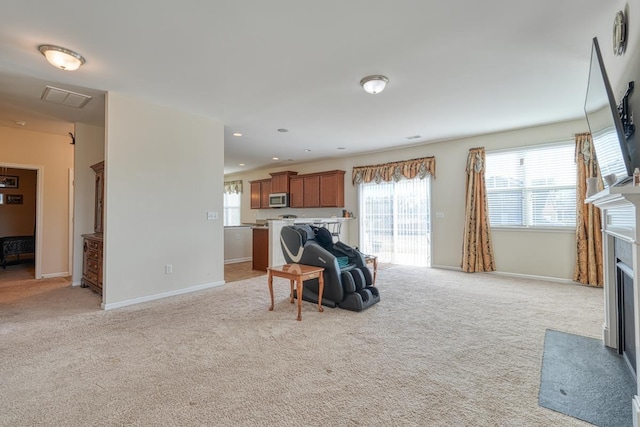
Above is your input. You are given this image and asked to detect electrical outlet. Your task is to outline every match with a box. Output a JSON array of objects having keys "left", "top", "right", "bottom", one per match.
[
  {"left": 165, "top": 264, "right": 173, "bottom": 274},
  {"left": 207, "top": 211, "right": 218, "bottom": 220}
]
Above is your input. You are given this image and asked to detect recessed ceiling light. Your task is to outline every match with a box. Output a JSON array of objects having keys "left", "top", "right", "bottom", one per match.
[
  {"left": 277, "top": 128, "right": 289, "bottom": 133},
  {"left": 233, "top": 132, "right": 242, "bottom": 137},
  {"left": 287, "top": 158, "right": 294, "bottom": 161},
  {"left": 238, "top": 163, "right": 245, "bottom": 166},
  {"left": 272, "top": 157, "right": 280, "bottom": 160},
  {"left": 406, "top": 135, "right": 421, "bottom": 140},
  {"left": 304, "top": 149, "right": 311, "bottom": 152},
  {"left": 337, "top": 147, "right": 346, "bottom": 150}
]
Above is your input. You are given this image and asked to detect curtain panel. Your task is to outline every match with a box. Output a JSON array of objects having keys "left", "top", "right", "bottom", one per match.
[
  {"left": 461, "top": 147, "right": 495, "bottom": 273},
  {"left": 352, "top": 156, "right": 435, "bottom": 185},
  {"left": 574, "top": 132, "right": 603, "bottom": 286},
  {"left": 224, "top": 180, "right": 243, "bottom": 194}
]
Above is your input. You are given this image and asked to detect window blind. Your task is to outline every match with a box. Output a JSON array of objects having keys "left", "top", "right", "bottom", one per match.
[{"left": 485, "top": 143, "right": 576, "bottom": 228}]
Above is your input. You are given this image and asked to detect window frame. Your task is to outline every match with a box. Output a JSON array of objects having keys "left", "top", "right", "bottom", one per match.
[
  {"left": 223, "top": 191, "right": 242, "bottom": 226},
  {"left": 485, "top": 141, "right": 577, "bottom": 231}
]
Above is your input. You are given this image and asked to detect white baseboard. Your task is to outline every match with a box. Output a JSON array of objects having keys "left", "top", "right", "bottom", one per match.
[
  {"left": 41, "top": 272, "right": 70, "bottom": 279},
  {"left": 430, "top": 264, "right": 574, "bottom": 284},
  {"left": 71, "top": 280, "right": 82, "bottom": 287},
  {"left": 224, "top": 257, "right": 251, "bottom": 265},
  {"left": 633, "top": 395, "right": 640, "bottom": 427},
  {"left": 101, "top": 280, "right": 225, "bottom": 310}
]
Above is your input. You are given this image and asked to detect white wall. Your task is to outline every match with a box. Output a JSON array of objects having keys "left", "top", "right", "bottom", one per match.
[
  {"left": 226, "top": 118, "right": 588, "bottom": 280},
  {"left": 0, "top": 126, "right": 73, "bottom": 277},
  {"left": 72, "top": 123, "right": 105, "bottom": 285},
  {"left": 103, "top": 93, "right": 224, "bottom": 307},
  {"left": 224, "top": 226, "right": 252, "bottom": 263}
]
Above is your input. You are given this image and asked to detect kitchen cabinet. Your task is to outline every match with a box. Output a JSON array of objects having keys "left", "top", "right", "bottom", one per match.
[
  {"left": 319, "top": 170, "right": 345, "bottom": 207},
  {"left": 269, "top": 171, "right": 297, "bottom": 194},
  {"left": 252, "top": 227, "right": 269, "bottom": 271},
  {"left": 289, "top": 176, "right": 304, "bottom": 208},
  {"left": 303, "top": 175, "right": 320, "bottom": 207},
  {"left": 250, "top": 179, "right": 271, "bottom": 209},
  {"left": 289, "top": 170, "right": 345, "bottom": 208}
]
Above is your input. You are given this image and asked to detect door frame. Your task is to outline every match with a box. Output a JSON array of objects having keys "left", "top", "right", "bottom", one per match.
[{"left": 0, "top": 162, "right": 44, "bottom": 279}]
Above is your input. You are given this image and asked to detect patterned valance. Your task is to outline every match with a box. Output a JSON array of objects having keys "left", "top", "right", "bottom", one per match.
[
  {"left": 224, "top": 180, "right": 243, "bottom": 194},
  {"left": 352, "top": 156, "right": 436, "bottom": 185}
]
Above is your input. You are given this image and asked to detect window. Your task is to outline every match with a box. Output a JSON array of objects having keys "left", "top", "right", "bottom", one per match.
[
  {"left": 485, "top": 143, "right": 576, "bottom": 228},
  {"left": 223, "top": 192, "right": 241, "bottom": 226},
  {"left": 358, "top": 177, "right": 431, "bottom": 266}
]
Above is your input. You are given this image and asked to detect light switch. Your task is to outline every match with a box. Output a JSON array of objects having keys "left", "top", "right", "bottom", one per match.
[
  {"left": 207, "top": 211, "right": 218, "bottom": 220},
  {"left": 435, "top": 212, "right": 445, "bottom": 219}
]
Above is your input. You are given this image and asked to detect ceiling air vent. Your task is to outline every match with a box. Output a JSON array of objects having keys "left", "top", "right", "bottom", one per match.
[{"left": 41, "top": 85, "right": 92, "bottom": 108}]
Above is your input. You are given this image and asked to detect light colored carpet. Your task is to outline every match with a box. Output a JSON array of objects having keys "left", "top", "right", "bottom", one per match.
[{"left": 0, "top": 266, "right": 603, "bottom": 426}]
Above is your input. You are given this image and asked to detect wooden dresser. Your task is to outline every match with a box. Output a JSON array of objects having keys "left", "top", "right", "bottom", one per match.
[{"left": 81, "top": 161, "right": 104, "bottom": 295}]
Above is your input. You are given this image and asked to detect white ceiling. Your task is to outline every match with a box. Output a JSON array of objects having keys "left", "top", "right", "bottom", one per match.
[{"left": 0, "top": 1, "right": 617, "bottom": 174}]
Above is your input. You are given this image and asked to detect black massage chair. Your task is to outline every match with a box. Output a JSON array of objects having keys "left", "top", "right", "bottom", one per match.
[{"left": 280, "top": 225, "right": 380, "bottom": 311}]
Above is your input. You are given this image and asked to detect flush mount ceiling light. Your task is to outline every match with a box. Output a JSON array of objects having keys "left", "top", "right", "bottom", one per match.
[
  {"left": 38, "top": 45, "right": 86, "bottom": 71},
  {"left": 360, "top": 75, "right": 389, "bottom": 94}
]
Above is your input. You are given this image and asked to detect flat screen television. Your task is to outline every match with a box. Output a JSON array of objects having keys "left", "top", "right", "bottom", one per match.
[{"left": 584, "top": 37, "right": 633, "bottom": 187}]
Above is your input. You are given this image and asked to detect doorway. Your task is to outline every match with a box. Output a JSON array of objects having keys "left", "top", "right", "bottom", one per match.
[
  {"left": 0, "top": 165, "right": 42, "bottom": 279},
  {"left": 358, "top": 177, "right": 431, "bottom": 266}
]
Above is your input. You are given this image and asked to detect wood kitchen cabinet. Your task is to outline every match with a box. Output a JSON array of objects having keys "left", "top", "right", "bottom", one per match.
[
  {"left": 250, "top": 179, "right": 271, "bottom": 209},
  {"left": 289, "top": 170, "right": 345, "bottom": 208},
  {"left": 289, "top": 176, "right": 304, "bottom": 208},
  {"left": 269, "top": 171, "right": 297, "bottom": 193},
  {"left": 252, "top": 227, "right": 269, "bottom": 271},
  {"left": 303, "top": 175, "right": 320, "bottom": 207},
  {"left": 319, "top": 170, "right": 345, "bottom": 207}
]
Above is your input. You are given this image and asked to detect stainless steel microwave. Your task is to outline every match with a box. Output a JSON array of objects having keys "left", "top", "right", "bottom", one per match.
[{"left": 269, "top": 192, "right": 289, "bottom": 208}]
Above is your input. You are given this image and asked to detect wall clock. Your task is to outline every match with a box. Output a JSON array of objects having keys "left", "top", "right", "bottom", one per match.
[{"left": 613, "top": 10, "right": 627, "bottom": 56}]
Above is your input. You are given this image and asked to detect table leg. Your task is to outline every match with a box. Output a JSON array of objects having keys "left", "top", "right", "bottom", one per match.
[
  {"left": 289, "top": 279, "right": 295, "bottom": 303},
  {"left": 296, "top": 280, "right": 303, "bottom": 321},
  {"left": 317, "top": 272, "right": 324, "bottom": 313},
  {"left": 268, "top": 271, "right": 275, "bottom": 311},
  {"left": 373, "top": 258, "right": 378, "bottom": 285}
]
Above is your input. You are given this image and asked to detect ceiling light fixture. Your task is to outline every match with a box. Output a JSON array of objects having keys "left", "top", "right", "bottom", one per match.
[
  {"left": 360, "top": 75, "right": 389, "bottom": 94},
  {"left": 38, "top": 44, "right": 86, "bottom": 71},
  {"left": 232, "top": 132, "right": 242, "bottom": 137}
]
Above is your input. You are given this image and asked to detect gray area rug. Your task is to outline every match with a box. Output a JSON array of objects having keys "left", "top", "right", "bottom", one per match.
[{"left": 539, "top": 329, "right": 636, "bottom": 427}]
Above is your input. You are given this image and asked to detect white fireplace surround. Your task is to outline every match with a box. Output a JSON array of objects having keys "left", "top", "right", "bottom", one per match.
[{"left": 588, "top": 184, "right": 640, "bottom": 426}]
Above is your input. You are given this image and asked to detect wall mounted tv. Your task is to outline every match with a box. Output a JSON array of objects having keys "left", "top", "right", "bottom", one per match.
[{"left": 584, "top": 37, "right": 633, "bottom": 187}]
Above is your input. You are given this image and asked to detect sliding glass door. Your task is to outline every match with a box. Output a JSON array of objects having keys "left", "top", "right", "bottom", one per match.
[{"left": 358, "top": 177, "right": 431, "bottom": 266}]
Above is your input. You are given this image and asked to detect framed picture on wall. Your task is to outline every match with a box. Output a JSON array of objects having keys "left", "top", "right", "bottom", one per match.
[
  {"left": 0, "top": 175, "right": 18, "bottom": 188},
  {"left": 6, "top": 194, "right": 23, "bottom": 204}
]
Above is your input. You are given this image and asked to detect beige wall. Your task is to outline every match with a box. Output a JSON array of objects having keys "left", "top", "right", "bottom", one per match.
[
  {"left": 226, "top": 118, "right": 588, "bottom": 281},
  {"left": 72, "top": 123, "right": 105, "bottom": 285},
  {"left": 0, "top": 167, "right": 36, "bottom": 236},
  {"left": 0, "top": 126, "right": 73, "bottom": 276},
  {"left": 103, "top": 93, "right": 224, "bottom": 307}
]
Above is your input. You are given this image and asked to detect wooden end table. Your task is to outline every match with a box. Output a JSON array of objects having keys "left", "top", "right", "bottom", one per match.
[{"left": 267, "top": 264, "right": 325, "bottom": 321}]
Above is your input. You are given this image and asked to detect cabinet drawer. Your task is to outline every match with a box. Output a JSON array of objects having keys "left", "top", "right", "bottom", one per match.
[
  {"left": 83, "top": 270, "right": 98, "bottom": 285},
  {"left": 86, "top": 259, "right": 100, "bottom": 273},
  {"left": 86, "top": 249, "right": 101, "bottom": 261},
  {"left": 86, "top": 240, "right": 101, "bottom": 251}
]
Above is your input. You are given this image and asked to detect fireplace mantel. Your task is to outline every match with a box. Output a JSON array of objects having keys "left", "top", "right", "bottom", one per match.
[{"left": 589, "top": 183, "right": 640, "bottom": 426}]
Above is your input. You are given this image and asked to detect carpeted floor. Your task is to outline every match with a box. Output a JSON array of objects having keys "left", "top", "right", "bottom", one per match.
[
  {"left": 0, "top": 266, "right": 605, "bottom": 426},
  {"left": 539, "top": 329, "right": 635, "bottom": 427}
]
